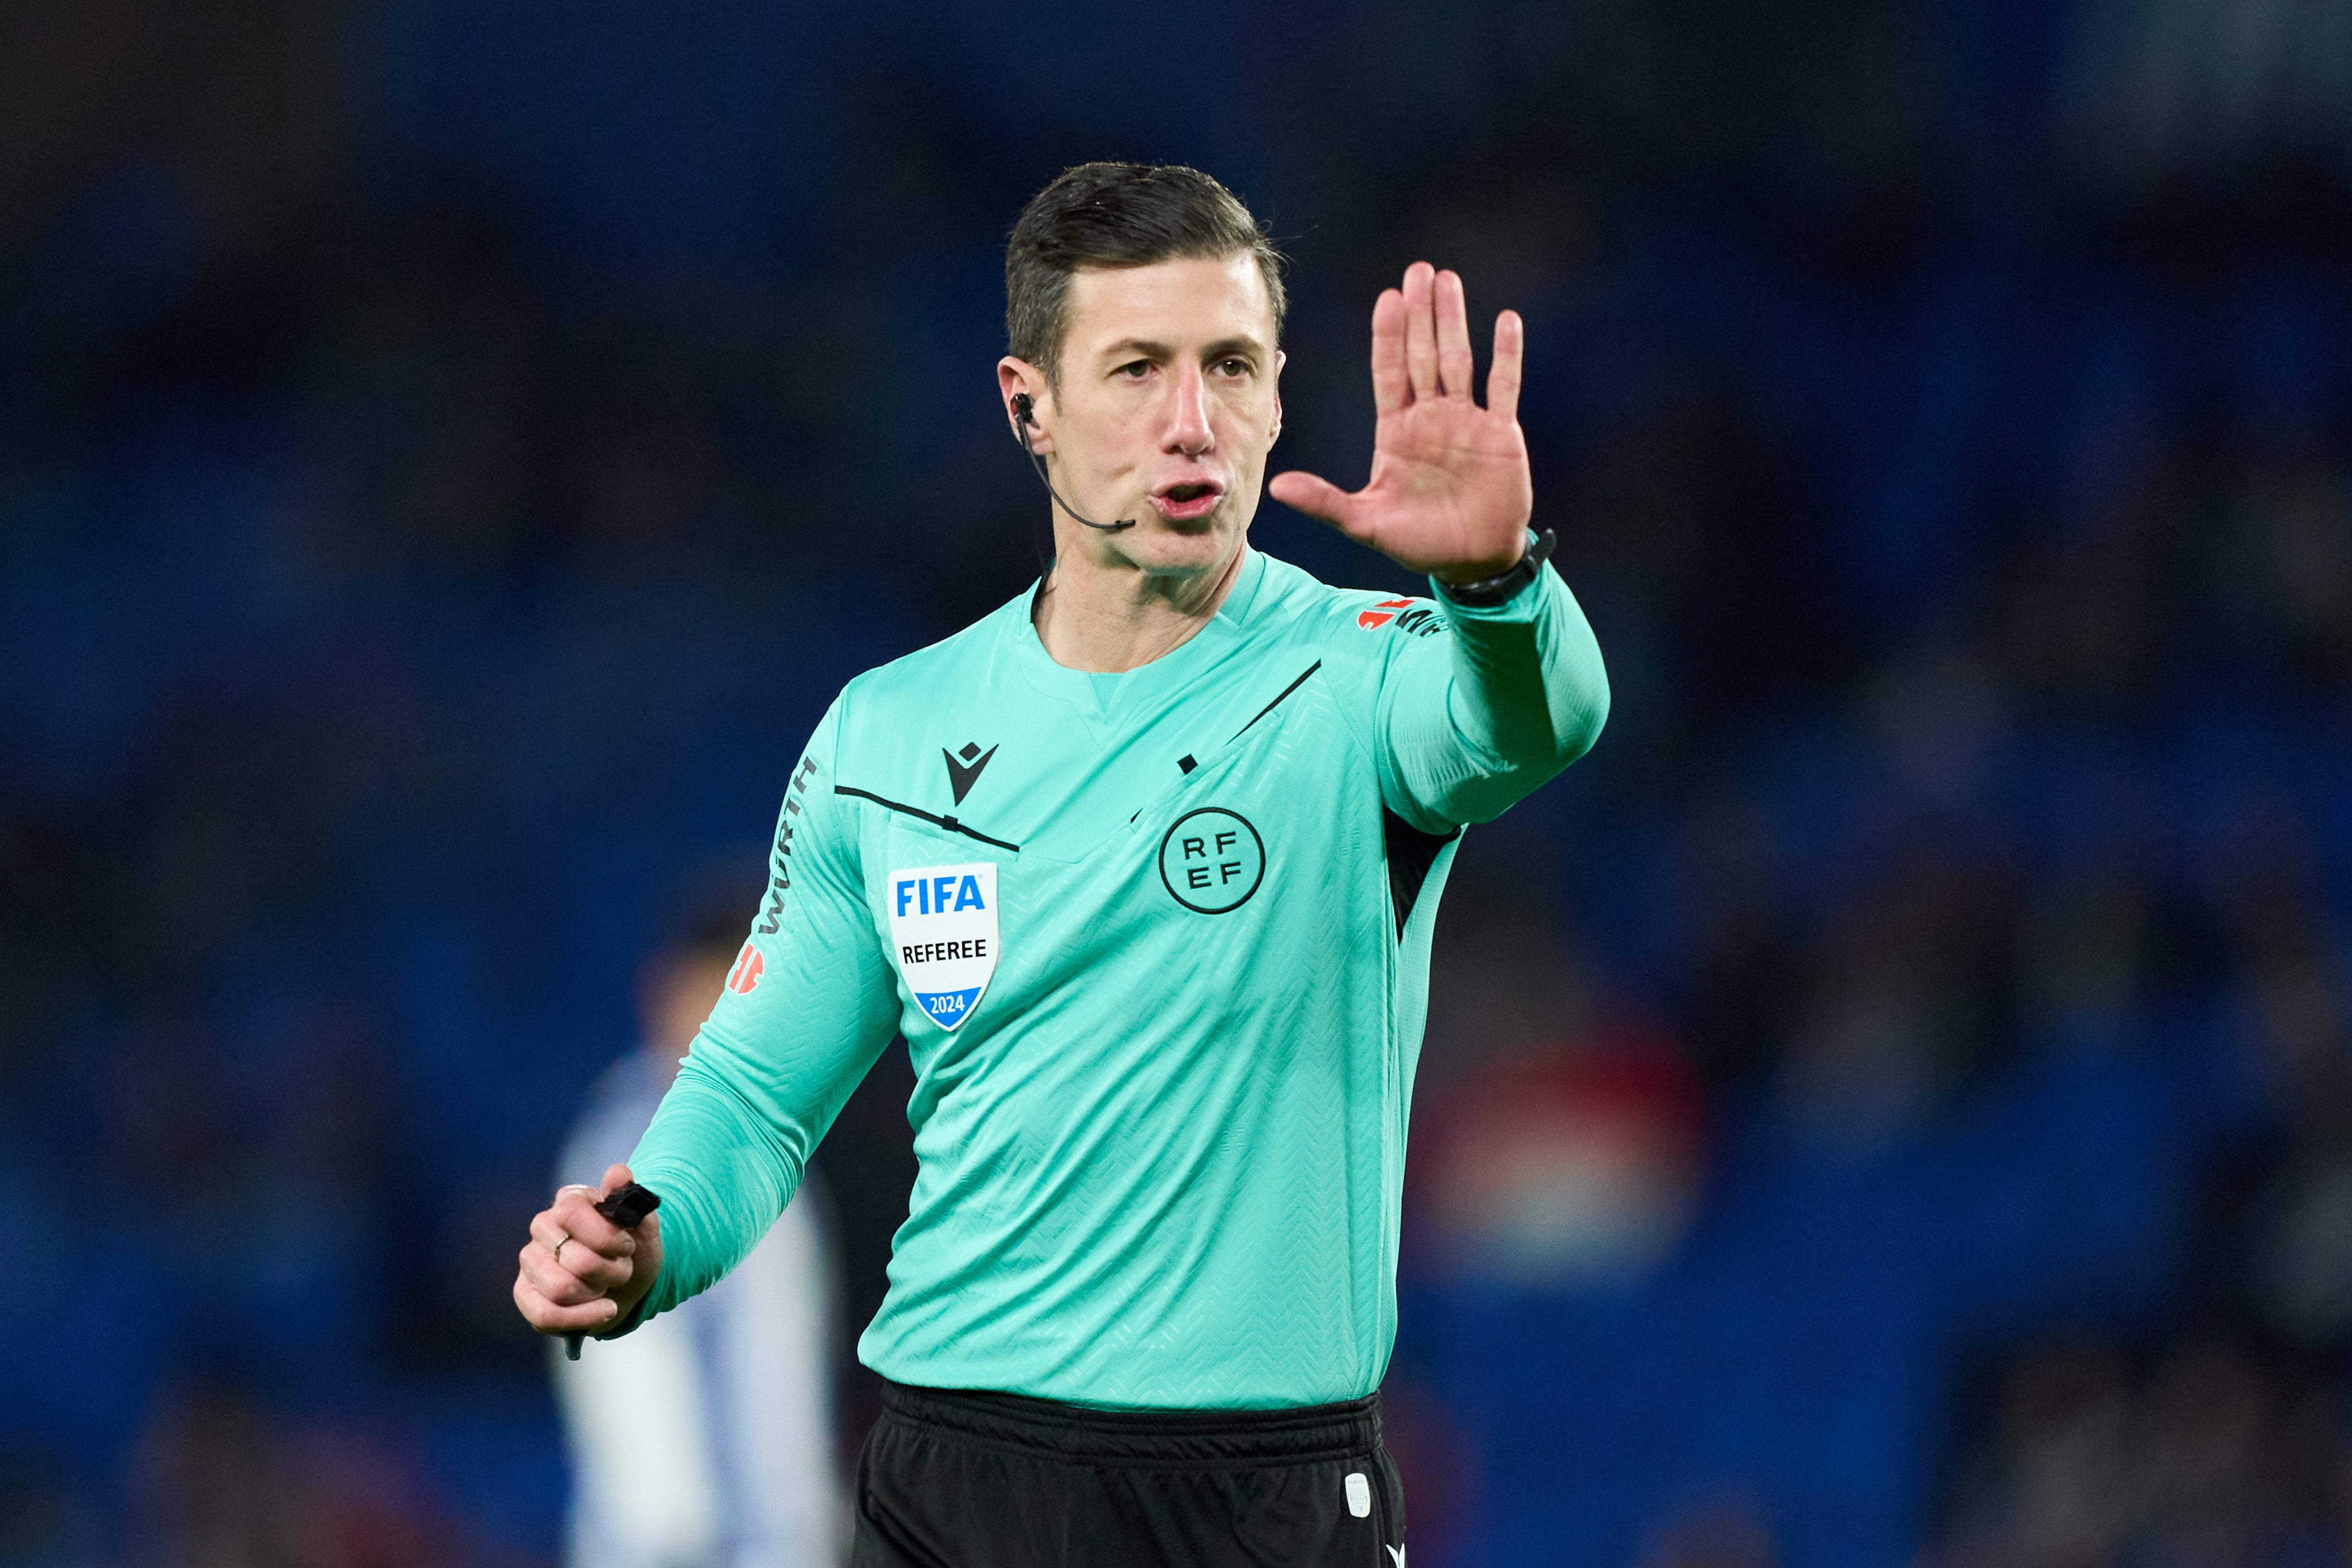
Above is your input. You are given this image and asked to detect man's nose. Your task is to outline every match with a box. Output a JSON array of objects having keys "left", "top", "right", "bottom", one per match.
[{"left": 1163, "top": 365, "right": 1214, "bottom": 456}]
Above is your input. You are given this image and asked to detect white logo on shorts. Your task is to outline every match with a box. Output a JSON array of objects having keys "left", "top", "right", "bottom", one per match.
[{"left": 886, "top": 862, "right": 999, "bottom": 1031}]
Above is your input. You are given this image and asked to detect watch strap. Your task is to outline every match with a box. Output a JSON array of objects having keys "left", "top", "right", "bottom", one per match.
[{"left": 1435, "top": 528, "right": 1556, "bottom": 609}]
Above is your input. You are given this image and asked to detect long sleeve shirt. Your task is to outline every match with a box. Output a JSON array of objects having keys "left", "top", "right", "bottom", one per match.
[{"left": 627, "top": 545, "right": 1608, "bottom": 1408}]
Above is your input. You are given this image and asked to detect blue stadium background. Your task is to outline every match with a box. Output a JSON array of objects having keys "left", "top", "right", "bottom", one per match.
[{"left": 6, "top": 1, "right": 2352, "bottom": 1563}]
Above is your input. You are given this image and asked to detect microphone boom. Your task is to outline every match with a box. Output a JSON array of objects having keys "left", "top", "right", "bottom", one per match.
[{"left": 1010, "top": 394, "right": 1136, "bottom": 532}]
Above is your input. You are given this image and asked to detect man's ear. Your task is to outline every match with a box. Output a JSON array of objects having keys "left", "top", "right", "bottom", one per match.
[
  {"left": 998, "top": 357, "right": 1052, "bottom": 453},
  {"left": 1269, "top": 350, "right": 1285, "bottom": 446}
]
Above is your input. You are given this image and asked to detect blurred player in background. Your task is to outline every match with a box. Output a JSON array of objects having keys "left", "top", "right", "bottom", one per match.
[
  {"left": 551, "top": 899, "right": 842, "bottom": 1568},
  {"left": 517, "top": 161, "right": 1610, "bottom": 1567}
]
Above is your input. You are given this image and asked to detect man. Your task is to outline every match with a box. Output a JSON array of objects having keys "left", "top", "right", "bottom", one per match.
[
  {"left": 515, "top": 161, "right": 1609, "bottom": 1567},
  {"left": 550, "top": 901, "right": 841, "bottom": 1568}
]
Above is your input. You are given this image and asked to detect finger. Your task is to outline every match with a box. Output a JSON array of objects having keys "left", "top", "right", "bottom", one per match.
[
  {"left": 1435, "top": 270, "right": 1474, "bottom": 400},
  {"left": 518, "top": 1238, "right": 623, "bottom": 1306},
  {"left": 1487, "top": 309, "right": 1524, "bottom": 424},
  {"left": 545, "top": 1191, "right": 633, "bottom": 1258},
  {"left": 1267, "top": 471, "right": 1373, "bottom": 541},
  {"left": 514, "top": 1273, "right": 624, "bottom": 1337},
  {"left": 1369, "top": 289, "right": 1408, "bottom": 415},
  {"left": 1401, "top": 263, "right": 1438, "bottom": 404},
  {"left": 539, "top": 1222, "right": 635, "bottom": 1297},
  {"left": 524, "top": 1219, "right": 631, "bottom": 1287},
  {"left": 516, "top": 1241, "right": 594, "bottom": 1306},
  {"left": 527, "top": 1212, "right": 570, "bottom": 1255},
  {"left": 538, "top": 1196, "right": 629, "bottom": 1256}
]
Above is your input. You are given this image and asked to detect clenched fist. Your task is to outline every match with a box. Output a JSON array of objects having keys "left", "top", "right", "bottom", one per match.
[{"left": 513, "top": 1163, "right": 663, "bottom": 1341}]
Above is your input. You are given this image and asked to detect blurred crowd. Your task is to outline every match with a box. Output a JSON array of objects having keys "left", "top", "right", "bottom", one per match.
[{"left": 4, "top": 0, "right": 2351, "bottom": 1564}]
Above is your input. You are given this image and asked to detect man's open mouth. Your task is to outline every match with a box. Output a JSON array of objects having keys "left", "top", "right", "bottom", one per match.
[{"left": 1152, "top": 482, "right": 1224, "bottom": 521}]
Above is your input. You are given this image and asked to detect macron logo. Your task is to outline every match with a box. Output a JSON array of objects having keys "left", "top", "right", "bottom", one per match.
[{"left": 943, "top": 742, "right": 998, "bottom": 805}]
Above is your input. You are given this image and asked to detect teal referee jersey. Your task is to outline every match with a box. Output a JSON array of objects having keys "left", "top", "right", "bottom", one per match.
[{"left": 627, "top": 545, "right": 1607, "bottom": 1409}]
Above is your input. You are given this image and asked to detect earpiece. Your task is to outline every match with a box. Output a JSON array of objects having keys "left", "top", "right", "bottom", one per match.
[{"left": 1004, "top": 389, "right": 1135, "bottom": 532}]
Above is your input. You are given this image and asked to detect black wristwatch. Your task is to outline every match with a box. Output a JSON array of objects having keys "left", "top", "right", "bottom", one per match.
[{"left": 1434, "top": 528, "right": 1556, "bottom": 609}]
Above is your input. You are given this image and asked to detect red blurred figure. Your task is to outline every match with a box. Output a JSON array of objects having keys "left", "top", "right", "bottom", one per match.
[{"left": 1422, "top": 1025, "right": 1707, "bottom": 1287}]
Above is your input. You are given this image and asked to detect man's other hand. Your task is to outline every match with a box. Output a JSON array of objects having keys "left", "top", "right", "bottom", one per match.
[
  {"left": 1267, "top": 261, "right": 1534, "bottom": 584},
  {"left": 514, "top": 1162, "right": 663, "bottom": 1339}
]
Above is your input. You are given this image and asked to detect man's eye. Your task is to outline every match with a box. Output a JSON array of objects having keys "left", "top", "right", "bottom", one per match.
[
  {"left": 1214, "top": 358, "right": 1252, "bottom": 377},
  {"left": 1116, "top": 361, "right": 1153, "bottom": 380}
]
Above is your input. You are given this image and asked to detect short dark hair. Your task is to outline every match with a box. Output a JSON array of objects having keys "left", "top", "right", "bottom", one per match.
[{"left": 1005, "top": 162, "right": 1286, "bottom": 387}]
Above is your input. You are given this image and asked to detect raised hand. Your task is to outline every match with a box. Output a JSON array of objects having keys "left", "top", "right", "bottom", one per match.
[{"left": 1268, "top": 262, "right": 1532, "bottom": 582}]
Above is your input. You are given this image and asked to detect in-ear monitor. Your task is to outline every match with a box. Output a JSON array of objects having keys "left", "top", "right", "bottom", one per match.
[{"left": 1007, "top": 392, "right": 1136, "bottom": 533}]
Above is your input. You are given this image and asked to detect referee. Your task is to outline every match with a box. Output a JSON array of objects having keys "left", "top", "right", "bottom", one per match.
[{"left": 516, "top": 162, "right": 1609, "bottom": 1567}]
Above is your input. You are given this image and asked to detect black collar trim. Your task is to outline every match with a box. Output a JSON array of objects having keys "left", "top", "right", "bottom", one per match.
[
  {"left": 834, "top": 787, "right": 1022, "bottom": 852},
  {"left": 1232, "top": 660, "right": 1322, "bottom": 741}
]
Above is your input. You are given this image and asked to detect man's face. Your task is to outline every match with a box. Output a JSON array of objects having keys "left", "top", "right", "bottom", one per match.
[{"left": 1017, "top": 253, "right": 1282, "bottom": 579}]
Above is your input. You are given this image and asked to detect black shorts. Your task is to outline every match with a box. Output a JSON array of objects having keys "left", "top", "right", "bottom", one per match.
[{"left": 851, "top": 1379, "right": 1408, "bottom": 1568}]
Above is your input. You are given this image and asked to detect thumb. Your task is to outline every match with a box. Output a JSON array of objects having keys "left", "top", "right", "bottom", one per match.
[
  {"left": 1268, "top": 471, "right": 1372, "bottom": 540},
  {"left": 598, "top": 1163, "right": 660, "bottom": 1245}
]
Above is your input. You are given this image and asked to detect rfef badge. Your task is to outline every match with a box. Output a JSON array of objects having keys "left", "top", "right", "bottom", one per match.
[{"left": 886, "top": 862, "right": 999, "bottom": 1031}]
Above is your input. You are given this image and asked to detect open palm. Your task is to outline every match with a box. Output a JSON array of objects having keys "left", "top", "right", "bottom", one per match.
[{"left": 1269, "top": 262, "right": 1533, "bottom": 581}]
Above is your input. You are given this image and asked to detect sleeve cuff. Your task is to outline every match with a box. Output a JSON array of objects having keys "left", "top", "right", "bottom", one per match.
[
  {"left": 1432, "top": 528, "right": 1555, "bottom": 611},
  {"left": 1431, "top": 530, "right": 1559, "bottom": 621}
]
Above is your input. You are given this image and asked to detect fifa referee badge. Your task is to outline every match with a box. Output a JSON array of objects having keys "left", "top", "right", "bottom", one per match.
[{"left": 888, "top": 862, "right": 1000, "bottom": 1029}]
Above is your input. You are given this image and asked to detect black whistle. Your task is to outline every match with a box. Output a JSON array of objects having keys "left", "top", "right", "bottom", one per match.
[
  {"left": 596, "top": 1182, "right": 661, "bottom": 1229},
  {"left": 562, "top": 1182, "right": 662, "bottom": 1361}
]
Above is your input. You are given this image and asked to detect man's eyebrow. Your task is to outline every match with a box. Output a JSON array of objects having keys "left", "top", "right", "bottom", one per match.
[{"left": 1092, "top": 336, "right": 1268, "bottom": 364}]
